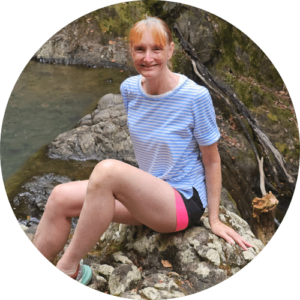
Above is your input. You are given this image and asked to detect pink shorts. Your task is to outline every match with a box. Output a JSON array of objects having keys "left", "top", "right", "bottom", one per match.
[
  {"left": 173, "top": 187, "right": 205, "bottom": 232},
  {"left": 174, "top": 188, "right": 189, "bottom": 231}
]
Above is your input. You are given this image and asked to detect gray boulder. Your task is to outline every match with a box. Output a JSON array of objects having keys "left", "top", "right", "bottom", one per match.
[
  {"left": 23, "top": 202, "right": 264, "bottom": 298},
  {"left": 47, "top": 94, "right": 137, "bottom": 167}
]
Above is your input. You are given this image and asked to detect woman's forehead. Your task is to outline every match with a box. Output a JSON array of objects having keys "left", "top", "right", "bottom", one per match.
[
  {"left": 134, "top": 32, "right": 163, "bottom": 46},
  {"left": 130, "top": 27, "right": 167, "bottom": 47}
]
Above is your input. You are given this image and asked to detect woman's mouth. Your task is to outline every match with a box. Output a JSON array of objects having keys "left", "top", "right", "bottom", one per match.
[{"left": 141, "top": 64, "right": 157, "bottom": 69}]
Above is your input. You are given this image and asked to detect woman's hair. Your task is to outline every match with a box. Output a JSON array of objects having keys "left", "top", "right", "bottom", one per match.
[{"left": 129, "top": 16, "right": 173, "bottom": 69}]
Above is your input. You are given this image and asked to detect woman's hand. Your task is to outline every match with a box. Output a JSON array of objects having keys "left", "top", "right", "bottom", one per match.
[
  {"left": 200, "top": 143, "right": 253, "bottom": 251},
  {"left": 210, "top": 219, "right": 253, "bottom": 251}
]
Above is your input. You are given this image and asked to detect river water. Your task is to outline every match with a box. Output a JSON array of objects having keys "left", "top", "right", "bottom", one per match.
[{"left": 1, "top": 61, "right": 130, "bottom": 181}]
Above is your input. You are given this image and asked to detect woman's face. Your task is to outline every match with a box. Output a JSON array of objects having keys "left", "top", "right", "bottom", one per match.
[{"left": 131, "top": 31, "right": 174, "bottom": 79}]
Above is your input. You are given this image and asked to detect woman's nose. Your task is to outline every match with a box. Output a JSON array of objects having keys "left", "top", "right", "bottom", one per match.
[{"left": 143, "top": 50, "right": 153, "bottom": 62}]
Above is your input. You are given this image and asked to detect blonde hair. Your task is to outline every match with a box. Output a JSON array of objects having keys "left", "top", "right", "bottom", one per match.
[{"left": 129, "top": 17, "right": 173, "bottom": 70}]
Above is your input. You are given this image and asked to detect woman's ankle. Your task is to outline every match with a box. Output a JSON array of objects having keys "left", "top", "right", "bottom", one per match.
[{"left": 56, "top": 259, "right": 79, "bottom": 277}]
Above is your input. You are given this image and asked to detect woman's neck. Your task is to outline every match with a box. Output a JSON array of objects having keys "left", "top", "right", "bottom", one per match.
[{"left": 142, "top": 69, "right": 180, "bottom": 95}]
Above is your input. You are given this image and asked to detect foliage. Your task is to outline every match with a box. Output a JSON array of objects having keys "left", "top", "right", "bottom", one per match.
[
  {"left": 91, "top": 1, "right": 187, "bottom": 40},
  {"left": 92, "top": 2, "right": 149, "bottom": 38},
  {"left": 208, "top": 13, "right": 283, "bottom": 89},
  {"left": 170, "top": 35, "right": 191, "bottom": 74}
]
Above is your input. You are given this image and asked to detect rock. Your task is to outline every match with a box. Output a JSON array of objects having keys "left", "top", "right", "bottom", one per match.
[
  {"left": 108, "top": 264, "right": 142, "bottom": 295},
  {"left": 33, "top": 10, "right": 132, "bottom": 70},
  {"left": 20, "top": 224, "right": 28, "bottom": 231},
  {"left": 78, "top": 205, "right": 263, "bottom": 297},
  {"left": 139, "top": 287, "right": 185, "bottom": 300},
  {"left": 23, "top": 225, "right": 38, "bottom": 242},
  {"left": 113, "top": 251, "right": 133, "bottom": 264},
  {"left": 120, "top": 291, "right": 143, "bottom": 299},
  {"left": 23, "top": 200, "right": 264, "bottom": 298},
  {"left": 141, "top": 273, "right": 181, "bottom": 293},
  {"left": 12, "top": 173, "right": 71, "bottom": 224},
  {"left": 47, "top": 94, "right": 137, "bottom": 167},
  {"left": 91, "top": 264, "right": 114, "bottom": 280}
]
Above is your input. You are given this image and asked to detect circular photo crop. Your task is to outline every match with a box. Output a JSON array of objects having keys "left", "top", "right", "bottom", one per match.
[{"left": 1, "top": 1, "right": 299, "bottom": 299}]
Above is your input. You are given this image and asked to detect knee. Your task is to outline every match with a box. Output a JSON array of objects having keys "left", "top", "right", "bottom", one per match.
[
  {"left": 44, "top": 184, "right": 70, "bottom": 213},
  {"left": 89, "top": 159, "right": 120, "bottom": 188}
]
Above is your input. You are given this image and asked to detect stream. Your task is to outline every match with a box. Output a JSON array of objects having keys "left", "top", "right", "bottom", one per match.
[
  {"left": 1, "top": 61, "right": 130, "bottom": 181},
  {"left": 1, "top": 61, "right": 131, "bottom": 223}
]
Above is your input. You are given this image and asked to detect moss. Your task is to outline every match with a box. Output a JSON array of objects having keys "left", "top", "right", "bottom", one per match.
[
  {"left": 241, "top": 118, "right": 255, "bottom": 141},
  {"left": 170, "top": 35, "right": 192, "bottom": 74},
  {"left": 208, "top": 17, "right": 244, "bottom": 77},
  {"left": 226, "top": 190, "right": 241, "bottom": 216},
  {"left": 106, "top": 242, "right": 125, "bottom": 256},
  {"left": 267, "top": 113, "right": 278, "bottom": 122},
  {"left": 92, "top": 2, "right": 149, "bottom": 38},
  {"left": 219, "top": 263, "right": 232, "bottom": 276},
  {"left": 247, "top": 148, "right": 257, "bottom": 161},
  {"left": 87, "top": 241, "right": 125, "bottom": 258},
  {"left": 233, "top": 80, "right": 253, "bottom": 108},
  {"left": 206, "top": 11, "right": 283, "bottom": 90},
  {"left": 224, "top": 73, "right": 235, "bottom": 86},
  {"left": 90, "top": 1, "right": 186, "bottom": 40},
  {"left": 275, "top": 142, "right": 289, "bottom": 156}
]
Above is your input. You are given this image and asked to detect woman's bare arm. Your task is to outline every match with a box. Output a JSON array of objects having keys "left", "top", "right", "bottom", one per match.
[{"left": 200, "top": 142, "right": 253, "bottom": 250}]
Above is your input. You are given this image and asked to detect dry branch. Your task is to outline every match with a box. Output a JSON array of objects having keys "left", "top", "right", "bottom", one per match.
[{"left": 173, "top": 23, "right": 295, "bottom": 192}]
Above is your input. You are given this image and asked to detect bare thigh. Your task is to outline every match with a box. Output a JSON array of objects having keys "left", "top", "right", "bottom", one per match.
[
  {"left": 88, "top": 159, "right": 177, "bottom": 232},
  {"left": 55, "top": 180, "right": 142, "bottom": 226}
]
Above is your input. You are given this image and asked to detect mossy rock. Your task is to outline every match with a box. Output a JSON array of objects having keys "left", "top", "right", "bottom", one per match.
[
  {"left": 275, "top": 142, "right": 289, "bottom": 156},
  {"left": 267, "top": 113, "right": 278, "bottom": 122},
  {"left": 220, "top": 188, "right": 240, "bottom": 216}
]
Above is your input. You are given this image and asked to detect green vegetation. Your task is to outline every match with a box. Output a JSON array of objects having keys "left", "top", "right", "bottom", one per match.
[
  {"left": 208, "top": 13, "right": 283, "bottom": 89},
  {"left": 267, "top": 113, "right": 278, "bottom": 122},
  {"left": 90, "top": 1, "right": 186, "bottom": 39},
  {"left": 92, "top": 2, "right": 148, "bottom": 38},
  {"left": 88, "top": 241, "right": 125, "bottom": 258},
  {"left": 170, "top": 35, "right": 191, "bottom": 74},
  {"left": 225, "top": 190, "right": 241, "bottom": 217}
]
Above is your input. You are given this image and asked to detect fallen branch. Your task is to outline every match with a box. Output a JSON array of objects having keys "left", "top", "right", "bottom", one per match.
[
  {"left": 191, "top": 59, "right": 261, "bottom": 168},
  {"left": 173, "top": 23, "right": 295, "bottom": 192}
]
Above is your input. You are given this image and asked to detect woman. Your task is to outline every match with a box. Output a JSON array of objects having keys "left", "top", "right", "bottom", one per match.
[{"left": 33, "top": 17, "right": 253, "bottom": 285}]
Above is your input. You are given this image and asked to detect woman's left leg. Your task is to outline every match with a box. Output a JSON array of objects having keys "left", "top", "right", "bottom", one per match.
[{"left": 56, "top": 159, "right": 177, "bottom": 276}]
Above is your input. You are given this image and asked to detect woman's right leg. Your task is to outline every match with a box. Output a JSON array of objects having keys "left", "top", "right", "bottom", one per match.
[{"left": 33, "top": 180, "right": 142, "bottom": 262}]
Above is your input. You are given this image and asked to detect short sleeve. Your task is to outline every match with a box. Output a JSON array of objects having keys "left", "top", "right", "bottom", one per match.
[
  {"left": 193, "top": 87, "right": 220, "bottom": 146},
  {"left": 120, "top": 81, "right": 129, "bottom": 115}
]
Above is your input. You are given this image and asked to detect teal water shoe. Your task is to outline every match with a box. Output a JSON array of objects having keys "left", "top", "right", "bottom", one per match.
[{"left": 75, "top": 259, "right": 92, "bottom": 285}]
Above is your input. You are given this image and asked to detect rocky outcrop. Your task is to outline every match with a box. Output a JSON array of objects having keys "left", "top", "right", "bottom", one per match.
[
  {"left": 12, "top": 173, "right": 72, "bottom": 226},
  {"left": 47, "top": 93, "right": 137, "bottom": 167},
  {"left": 23, "top": 201, "right": 264, "bottom": 298},
  {"left": 33, "top": 10, "right": 132, "bottom": 70}
]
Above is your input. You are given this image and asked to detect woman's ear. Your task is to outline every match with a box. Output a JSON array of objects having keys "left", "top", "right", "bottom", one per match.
[{"left": 167, "top": 42, "right": 175, "bottom": 60}]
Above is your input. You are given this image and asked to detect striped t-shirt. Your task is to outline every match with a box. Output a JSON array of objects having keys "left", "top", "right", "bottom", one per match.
[{"left": 120, "top": 74, "right": 220, "bottom": 208}]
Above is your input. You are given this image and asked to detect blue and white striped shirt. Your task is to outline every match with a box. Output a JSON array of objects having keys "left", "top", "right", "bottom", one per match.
[{"left": 120, "top": 74, "right": 220, "bottom": 208}]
